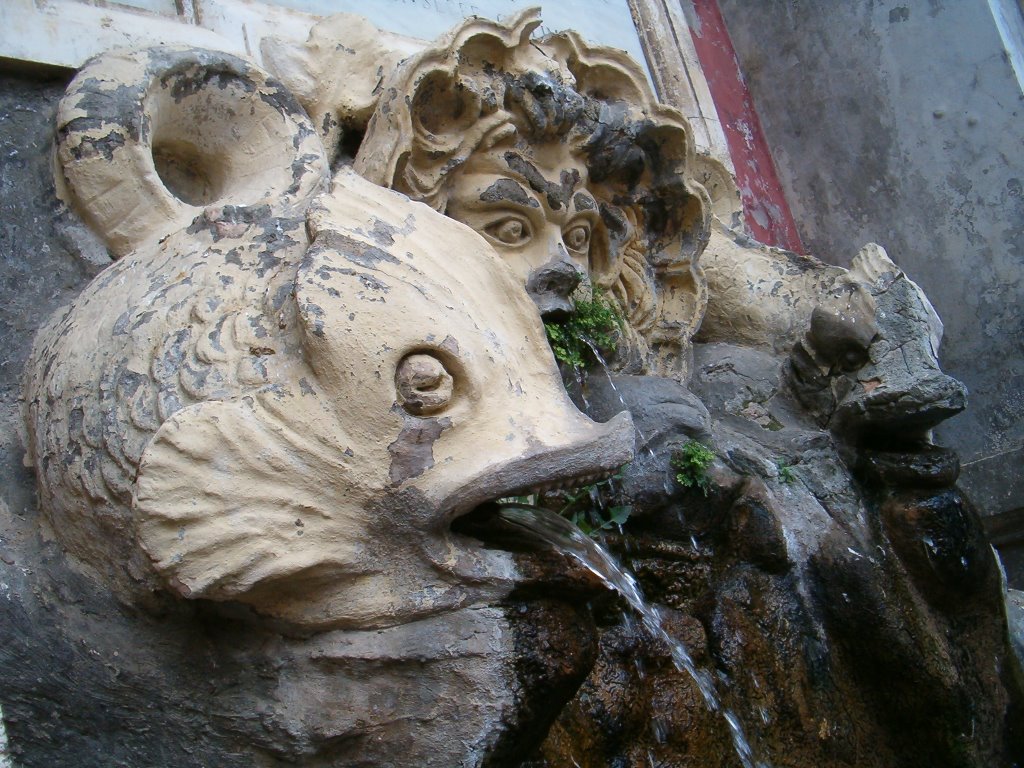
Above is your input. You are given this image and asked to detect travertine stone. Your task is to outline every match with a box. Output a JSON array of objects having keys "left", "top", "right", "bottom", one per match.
[
  {"left": 24, "top": 167, "right": 633, "bottom": 627},
  {"left": 12, "top": 10, "right": 1007, "bottom": 768},
  {"left": 261, "top": 14, "right": 426, "bottom": 165},
  {"left": 28, "top": 40, "right": 636, "bottom": 629},
  {"left": 788, "top": 243, "right": 967, "bottom": 436},
  {"left": 697, "top": 218, "right": 848, "bottom": 352}
]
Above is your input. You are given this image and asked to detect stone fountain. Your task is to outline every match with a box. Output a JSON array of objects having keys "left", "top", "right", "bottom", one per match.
[{"left": 1, "top": 8, "right": 1021, "bottom": 767}]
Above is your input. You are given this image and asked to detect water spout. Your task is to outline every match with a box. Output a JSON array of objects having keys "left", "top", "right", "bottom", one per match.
[{"left": 498, "top": 504, "right": 768, "bottom": 768}]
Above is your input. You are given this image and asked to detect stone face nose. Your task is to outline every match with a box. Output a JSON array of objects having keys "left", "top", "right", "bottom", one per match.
[{"left": 525, "top": 256, "right": 585, "bottom": 317}]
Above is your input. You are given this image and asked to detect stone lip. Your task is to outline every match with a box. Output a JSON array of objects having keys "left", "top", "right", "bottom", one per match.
[
  {"left": 833, "top": 372, "right": 967, "bottom": 437},
  {"left": 452, "top": 503, "right": 612, "bottom": 596},
  {"left": 445, "top": 406, "right": 636, "bottom": 599},
  {"left": 439, "top": 410, "right": 636, "bottom": 523},
  {"left": 856, "top": 445, "right": 960, "bottom": 489}
]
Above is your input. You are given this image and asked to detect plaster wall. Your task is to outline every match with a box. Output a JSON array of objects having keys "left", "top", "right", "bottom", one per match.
[
  {"left": 266, "top": 0, "right": 647, "bottom": 64},
  {"left": 716, "top": 0, "right": 1024, "bottom": 531},
  {"left": 0, "top": 0, "right": 648, "bottom": 84}
]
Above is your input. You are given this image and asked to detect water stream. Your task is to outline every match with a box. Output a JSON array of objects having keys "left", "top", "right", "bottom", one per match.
[
  {"left": 499, "top": 504, "right": 766, "bottom": 768},
  {"left": 580, "top": 338, "right": 657, "bottom": 465}
]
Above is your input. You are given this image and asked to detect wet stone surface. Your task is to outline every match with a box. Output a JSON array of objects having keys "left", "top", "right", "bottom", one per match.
[{"left": 525, "top": 341, "right": 1024, "bottom": 767}]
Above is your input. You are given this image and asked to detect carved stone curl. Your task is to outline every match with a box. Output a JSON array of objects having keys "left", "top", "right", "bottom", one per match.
[{"left": 312, "top": 8, "right": 715, "bottom": 378}]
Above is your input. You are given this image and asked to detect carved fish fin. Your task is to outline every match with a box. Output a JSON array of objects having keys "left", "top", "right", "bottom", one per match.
[{"left": 132, "top": 391, "right": 365, "bottom": 603}]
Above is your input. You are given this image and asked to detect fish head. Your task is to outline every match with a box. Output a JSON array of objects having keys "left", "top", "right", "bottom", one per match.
[
  {"left": 133, "top": 171, "right": 634, "bottom": 629},
  {"left": 788, "top": 244, "right": 966, "bottom": 444}
]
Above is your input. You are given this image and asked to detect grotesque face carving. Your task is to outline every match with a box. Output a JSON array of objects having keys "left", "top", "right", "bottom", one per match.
[
  {"left": 446, "top": 144, "right": 599, "bottom": 316},
  {"left": 353, "top": 9, "right": 713, "bottom": 377}
]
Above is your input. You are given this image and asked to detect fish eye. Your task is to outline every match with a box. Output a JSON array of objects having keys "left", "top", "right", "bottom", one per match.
[
  {"left": 485, "top": 217, "right": 531, "bottom": 246},
  {"left": 564, "top": 224, "right": 590, "bottom": 253},
  {"left": 396, "top": 353, "right": 455, "bottom": 416}
]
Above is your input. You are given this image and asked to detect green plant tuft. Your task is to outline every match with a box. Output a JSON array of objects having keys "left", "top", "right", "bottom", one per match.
[
  {"left": 671, "top": 440, "right": 716, "bottom": 496},
  {"left": 497, "top": 469, "right": 632, "bottom": 537},
  {"left": 543, "top": 287, "right": 623, "bottom": 371},
  {"left": 558, "top": 467, "right": 631, "bottom": 535},
  {"left": 777, "top": 461, "right": 797, "bottom": 484}
]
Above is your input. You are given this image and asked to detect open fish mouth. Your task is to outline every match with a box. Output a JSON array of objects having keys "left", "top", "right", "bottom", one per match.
[
  {"left": 451, "top": 465, "right": 619, "bottom": 542},
  {"left": 441, "top": 409, "right": 633, "bottom": 522},
  {"left": 445, "top": 408, "right": 633, "bottom": 540},
  {"left": 834, "top": 373, "right": 967, "bottom": 441},
  {"left": 384, "top": 407, "right": 637, "bottom": 603},
  {"left": 448, "top": 470, "right": 627, "bottom": 599}
]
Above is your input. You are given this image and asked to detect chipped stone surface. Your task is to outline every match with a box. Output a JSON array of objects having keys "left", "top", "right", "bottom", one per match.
[
  {"left": 56, "top": 46, "right": 329, "bottom": 258},
  {"left": 533, "top": 338, "right": 1023, "bottom": 767},
  {"left": 347, "top": 8, "right": 713, "bottom": 379},
  {"left": 788, "top": 243, "right": 967, "bottom": 437},
  {"left": 697, "top": 217, "right": 847, "bottom": 352},
  {"left": 26, "top": 162, "right": 633, "bottom": 629},
  {"left": 3, "top": 8, "right": 1021, "bottom": 767},
  {"left": 9, "top": 33, "right": 636, "bottom": 765}
]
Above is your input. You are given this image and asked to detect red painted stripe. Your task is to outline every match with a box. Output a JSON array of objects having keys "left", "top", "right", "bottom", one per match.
[{"left": 688, "top": 0, "right": 804, "bottom": 252}]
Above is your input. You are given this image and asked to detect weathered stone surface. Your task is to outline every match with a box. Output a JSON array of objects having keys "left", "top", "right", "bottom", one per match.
[
  {"left": 788, "top": 244, "right": 967, "bottom": 439},
  {"left": 1009, "top": 589, "right": 1024, "bottom": 672},
  {"left": 345, "top": 8, "right": 713, "bottom": 379},
  {"left": 714, "top": 0, "right": 1024, "bottom": 532},
  {"left": 697, "top": 219, "right": 847, "bottom": 353},
  {"left": 531, "top": 340, "right": 1023, "bottom": 767},
  {"left": 857, "top": 445, "right": 960, "bottom": 488},
  {"left": 2, "top": 9, "right": 1022, "bottom": 767},
  {"left": 7, "top": 35, "right": 637, "bottom": 765},
  {"left": 55, "top": 46, "right": 329, "bottom": 258},
  {"left": 580, "top": 372, "right": 711, "bottom": 519},
  {"left": 261, "top": 13, "right": 425, "bottom": 165}
]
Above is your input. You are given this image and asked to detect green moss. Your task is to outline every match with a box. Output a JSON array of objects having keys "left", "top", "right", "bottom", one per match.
[
  {"left": 671, "top": 440, "right": 716, "bottom": 496},
  {"left": 543, "top": 287, "right": 622, "bottom": 371}
]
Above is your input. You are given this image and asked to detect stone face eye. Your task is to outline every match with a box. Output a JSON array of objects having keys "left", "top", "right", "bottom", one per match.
[
  {"left": 487, "top": 217, "right": 530, "bottom": 245},
  {"left": 396, "top": 353, "right": 455, "bottom": 415},
  {"left": 564, "top": 224, "right": 590, "bottom": 252}
]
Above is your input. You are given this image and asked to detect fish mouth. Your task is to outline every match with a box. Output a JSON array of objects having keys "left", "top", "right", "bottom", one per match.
[
  {"left": 450, "top": 468, "right": 619, "bottom": 546},
  {"left": 834, "top": 373, "right": 967, "bottom": 440},
  {"left": 446, "top": 410, "right": 634, "bottom": 588},
  {"left": 450, "top": 498, "right": 613, "bottom": 595},
  {"left": 443, "top": 410, "right": 634, "bottom": 524}
]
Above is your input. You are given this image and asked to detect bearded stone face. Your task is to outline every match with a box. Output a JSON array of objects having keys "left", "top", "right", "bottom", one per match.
[{"left": 445, "top": 144, "right": 600, "bottom": 318}]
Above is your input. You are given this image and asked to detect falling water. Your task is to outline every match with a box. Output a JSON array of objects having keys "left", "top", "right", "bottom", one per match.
[
  {"left": 499, "top": 504, "right": 767, "bottom": 768},
  {"left": 580, "top": 338, "right": 657, "bottom": 465}
]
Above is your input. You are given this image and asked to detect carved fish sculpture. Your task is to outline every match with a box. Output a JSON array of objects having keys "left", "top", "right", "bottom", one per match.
[
  {"left": 22, "top": 169, "right": 634, "bottom": 629},
  {"left": 788, "top": 243, "right": 967, "bottom": 440}
]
